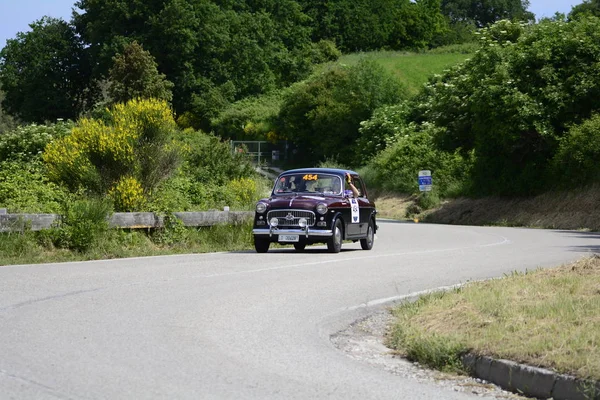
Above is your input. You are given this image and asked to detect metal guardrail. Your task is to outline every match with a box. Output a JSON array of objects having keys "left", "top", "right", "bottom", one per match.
[{"left": 0, "top": 210, "right": 254, "bottom": 233}]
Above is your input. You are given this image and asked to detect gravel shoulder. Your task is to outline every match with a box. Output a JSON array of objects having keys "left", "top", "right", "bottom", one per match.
[{"left": 330, "top": 308, "right": 527, "bottom": 399}]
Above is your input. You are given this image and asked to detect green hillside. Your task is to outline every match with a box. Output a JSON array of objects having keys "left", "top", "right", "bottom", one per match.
[{"left": 339, "top": 50, "right": 473, "bottom": 96}]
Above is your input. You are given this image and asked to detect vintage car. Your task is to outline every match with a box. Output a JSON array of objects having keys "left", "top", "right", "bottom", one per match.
[{"left": 252, "top": 168, "right": 377, "bottom": 253}]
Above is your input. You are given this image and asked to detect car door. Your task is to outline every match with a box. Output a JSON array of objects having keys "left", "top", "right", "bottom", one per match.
[
  {"left": 352, "top": 176, "right": 372, "bottom": 236},
  {"left": 344, "top": 177, "right": 361, "bottom": 237}
]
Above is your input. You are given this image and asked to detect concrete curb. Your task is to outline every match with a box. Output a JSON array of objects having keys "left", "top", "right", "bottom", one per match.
[{"left": 461, "top": 354, "right": 600, "bottom": 400}]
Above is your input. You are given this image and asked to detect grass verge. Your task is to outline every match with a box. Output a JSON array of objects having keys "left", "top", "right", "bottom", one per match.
[
  {"left": 0, "top": 219, "right": 254, "bottom": 266},
  {"left": 387, "top": 256, "right": 600, "bottom": 381}
]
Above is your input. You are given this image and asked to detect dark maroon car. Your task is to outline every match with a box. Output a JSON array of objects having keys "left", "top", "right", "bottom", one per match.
[{"left": 252, "top": 168, "right": 377, "bottom": 253}]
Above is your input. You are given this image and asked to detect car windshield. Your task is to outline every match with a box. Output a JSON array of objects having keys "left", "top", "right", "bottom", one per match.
[{"left": 273, "top": 173, "right": 343, "bottom": 195}]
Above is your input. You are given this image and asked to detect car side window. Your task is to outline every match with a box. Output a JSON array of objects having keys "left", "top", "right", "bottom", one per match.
[
  {"left": 344, "top": 176, "right": 362, "bottom": 198},
  {"left": 353, "top": 177, "right": 365, "bottom": 198}
]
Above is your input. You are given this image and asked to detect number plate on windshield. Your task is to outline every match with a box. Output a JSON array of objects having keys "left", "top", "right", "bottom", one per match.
[{"left": 279, "top": 235, "right": 299, "bottom": 242}]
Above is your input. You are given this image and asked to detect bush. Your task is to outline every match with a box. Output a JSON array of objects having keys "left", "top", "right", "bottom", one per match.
[
  {"left": 0, "top": 160, "right": 69, "bottom": 213},
  {"left": 410, "top": 17, "right": 600, "bottom": 195},
  {"left": 368, "top": 122, "right": 472, "bottom": 196},
  {"left": 210, "top": 91, "right": 284, "bottom": 140},
  {"left": 551, "top": 114, "right": 600, "bottom": 187},
  {"left": 0, "top": 122, "right": 71, "bottom": 162},
  {"left": 177, "top": 129, "right": 255, "bottom": 186},
  {"left": 108, "top": 176, "right": 146, "bottom": 212},
  {"left": 52, "top": 198, "right": 113, "bottom": 252},
  {"left": 277, "top": 59, "right": 407, "bottom": 166},
  {"left": 357, "top": 103, "right": 411, "bottom": 162},
  {"left": 43, "top": 98, "right": 180, "bottom": 206}
]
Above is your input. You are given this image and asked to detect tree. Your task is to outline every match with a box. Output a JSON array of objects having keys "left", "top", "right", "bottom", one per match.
[
  {"left": 277, "top": 59, "right": 406, "bottom": 166},
  {"left": 73, "top": 0, "right": 315, "bottom": 129},
  {"left": 440, "top": 0, "right": 534, "bottom": 27},
  {"left": 0, "top": 87, "right": 18, "bottom": 134},
  {"left": 0, "top": 17, "right": 94, "bottom": 123},
  {"left": 107, "top": 41, "right": 174, "bottom": 105},
  {"left": 407, "top": 17, "right": 600, "bottom": 195},
  {"left": 570, "top": 0, "right": 600, "bottom": 19},
  {"left": 298, "top": 0, "right": 445, "bottom": 51}
]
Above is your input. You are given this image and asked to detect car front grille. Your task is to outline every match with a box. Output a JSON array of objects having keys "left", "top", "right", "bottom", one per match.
[{"left": 267, "top": 210, "right": 316, "bottom": 227}]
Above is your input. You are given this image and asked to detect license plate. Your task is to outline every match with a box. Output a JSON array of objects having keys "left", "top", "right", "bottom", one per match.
[{"left": 279, "top": 235, "right": 299, "bottom": 243}]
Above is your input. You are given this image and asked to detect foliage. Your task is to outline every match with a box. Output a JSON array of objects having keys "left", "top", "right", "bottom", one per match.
[
  {"left": 0, "top": 87, "right": 18, "bottom": 134},
  {"left": 368, "top": 122, "right": 472, "bottom": 196},
  {"left": 357, "top": 103, "right": 412, "bottom": 162},
  {"left": 430, "top": 18, "right": 476, "bottom": 47},
  {"left": 0, "top": 17, "right": 94, "bottom": 123},
  {"left": 441, "top": 0, "right": 534, "bottom": 28},
  {"left": 277, "top": 59, "right": 406, "bottom": 166},
  {"left": 225, "top": 177, "right": 260, "bottom": 208},
  {"left": 43, "top": 99, "right": 180, "bottom": 207},
  {"left": 107, "top": 41, "right": 174, "bottom": 106},
  {"left": 569, "top": 0, "right": 600, "bottom": 19},
  {"left": 0, "top": 122, "right": 72, "bottom": 162},
  {"left": 177, "top": 129, "right": 255, "bottom": 186},
  {"left": 51, "top": 198, "right": 112, "bottom": 252},
  {"left": 73, "top": 0, "right": 315, "bottom": 129},
  {"left": 108, "top": 176, "right": 146, "bottom": 212},
  {"left": 407, "top": 17, "right": 600, "bottom": 195},
  {"left": 211, "top": 91, "right": 285, "bottom": 140},
  {"left": 299, "top": 0, "right": 446, "bottom": 51},
  {"left": 0, "top": 160, "right": 70, "bottom": 213},
  {"left": 551, "top": 114, "right": 600, "bottom": 188}
]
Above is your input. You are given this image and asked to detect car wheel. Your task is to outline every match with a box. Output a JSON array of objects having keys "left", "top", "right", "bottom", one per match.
[
  {"left": 360, "top": 219, "right": 375, "bottom": 250},
  {"left": 254, "top": 237, "right": 270, "bottom": 253},
  {"left": 294, "top": 243, "right": 306, "bottom": 252},
  {"left": 327, "top": 219, "right": 343, "bottom": 253}
]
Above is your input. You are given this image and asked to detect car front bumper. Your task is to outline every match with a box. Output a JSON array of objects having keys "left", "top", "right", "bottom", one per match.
[{"left": 252, "top": 228, "right": 333, "bottom": 238}]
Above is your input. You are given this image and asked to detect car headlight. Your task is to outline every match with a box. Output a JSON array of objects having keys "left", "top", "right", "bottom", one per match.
[
  {"left": 256, "top": 202, "right": 267, "bottom": 214},
  {"left": 270, "top": 217, "right": 279, "bottom": 227},
  {"left": 316, "top": 203, "right": 328, "bottom": 215},
  {"left": 298, "top": 218, "right": 307, "bottom": 228}
]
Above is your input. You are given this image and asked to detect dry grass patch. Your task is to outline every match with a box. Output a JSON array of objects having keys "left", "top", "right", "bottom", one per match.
[
  {"left": 387, "top": 256, "right": 600, "bottom": 380},
  {"left": 372, "top": 192, "right": 414, "bottom": 220},
  {"left": 424, "top": 185, "right": 600, "bottom": 230}
]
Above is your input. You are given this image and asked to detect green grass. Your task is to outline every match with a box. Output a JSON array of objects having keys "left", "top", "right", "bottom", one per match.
[
  {"left": 338, "top": 48, "right": 473, "bottom": 97},
  {"left": 0, "top": 219, "right": 255, "bottom": 266},
  {"left": 387, "top": 257, "right": 600, "bottom": 381}
]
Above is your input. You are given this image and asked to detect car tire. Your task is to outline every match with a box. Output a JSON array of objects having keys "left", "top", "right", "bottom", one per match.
[
  {"left": 360, "top": 219, "right": 375, "bottom": 250},
  {"left": 254, "top": 237, "right": 270, "bottom": 253},
  {"left": 327, "top": 219, "right": 343, "bottom": 253},
  {"left": 294, "top": 243, "right": 306, "bottom": 252}
]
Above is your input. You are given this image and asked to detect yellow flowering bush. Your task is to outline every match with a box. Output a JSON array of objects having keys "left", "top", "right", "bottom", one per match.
[
  {"left": 226, "top": 177, "right": 257, "bottom": 208},
  {"left": 43, "top": 98, "right": 180, "bottom": 203},
  {"left": 108, "top": 176, "right": 145, "bottom": 212}
]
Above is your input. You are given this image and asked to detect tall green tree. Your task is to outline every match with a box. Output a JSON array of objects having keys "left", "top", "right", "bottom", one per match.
[
  {"left": 0, "top": 17, "right": 94, "bottom": 123},
  {"left": 277, "top": 59, "right": 406, "bottom": 166},
  {"left": 441, "top": 0, "right": 534, "bottom": 27},
  {"left": 570, "top": 0, "right": 600, "bottom": 19},
  {"left": 107, "top": 41, "right": 174, "bottom": 105},
  {"left": 73, "top": 0, "right": 315, "bottom": 129},
  {"left": 299, "top": 0, "right": 445, "bottom": 51}
]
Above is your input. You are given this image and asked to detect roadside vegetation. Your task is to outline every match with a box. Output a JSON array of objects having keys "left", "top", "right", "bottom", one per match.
[
  {"left": 0, "top": 219, "right": 254, "bottom": 267},
  {"left": 387, "top": 256, "right": 600, "bottom": 382},
  {"left": 2, "top": 0, "right": 600, "bottom": 388}
]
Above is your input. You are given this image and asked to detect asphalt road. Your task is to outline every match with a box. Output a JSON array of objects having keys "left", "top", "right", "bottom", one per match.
[{"left": 1, "top": 221, "right": 599, "bottom": 400}]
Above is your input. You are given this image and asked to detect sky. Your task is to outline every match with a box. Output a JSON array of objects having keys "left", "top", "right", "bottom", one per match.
[{"left": 0, "top": 0, "right": 587, "bottom": 51}]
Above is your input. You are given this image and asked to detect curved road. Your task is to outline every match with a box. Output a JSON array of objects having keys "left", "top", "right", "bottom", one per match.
[{"left": 1, "top": 221, "right": 599, "bottom": 399}]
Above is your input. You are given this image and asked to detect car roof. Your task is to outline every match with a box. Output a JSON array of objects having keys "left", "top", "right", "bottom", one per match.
[{"left": 277, "top": 168, "right": 359, "bottom": 177}]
